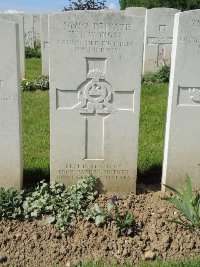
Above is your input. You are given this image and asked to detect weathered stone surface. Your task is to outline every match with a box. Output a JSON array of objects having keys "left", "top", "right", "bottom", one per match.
[
  {"left": 23, "top": 14, "right": 34, "bottom": 48},
  {"left": 49, "top": 11, "right": 144, "bottom": 194},
  {"left": 0, "top": 13, "right": 25, "bottom": 78},
  {"left": 41, "top": 13, "right": 49, "bottom": 75},
  {"left": 143, "top": 8, "right": 179, "bottom": 73},
  {"left": 0, "top": 19, "right": 23, "bottom": 190},
  {"left": 125, "top": 7, "right": 147, "bottom": 17},
  {"left": 33, "top": 14, "right": 41, "bottom": 44},
  {"left": 162, "top": 10, "right": 200, "bottom": 191}
]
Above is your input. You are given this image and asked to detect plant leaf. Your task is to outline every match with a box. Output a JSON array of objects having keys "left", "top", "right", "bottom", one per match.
[
  {"left": 163, "top": 184, "right": 183, "bottom": 198},
  {"left": 46, "top": 216, "right": 56, "bottom": 224},
  {"left": 107, "top": 203, "right": 114, "bottom": 213},
  {"left": 165, "top": 218, "right": 192, "bottom": 229},
  {"left": 95, "top": 215, "right": 105, "bottom": 226},
  {"left": 94, "top": 204, "right": 101, "bottom": 214}
]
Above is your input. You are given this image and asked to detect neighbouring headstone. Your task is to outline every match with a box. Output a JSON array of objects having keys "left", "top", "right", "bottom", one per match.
[
  {"left": 125, "top": 7, "right": 147, "bottom": 17},
  {"left": 24, "top": 14, "right": 34, "bottom": 47},
  {"left": 0, "top": 13, "right": 25, "bottom": 78},
  {"left": 33, "top": 14, "right": 41, "bottom": 44},
  {"left": 0, "top": 19, "right": 23, "bottom": 189},
  {"left": 162, "top": 10, "right": 200, "bottom": 191},
  {"left": 143, "top": 8, "right": 179, "bottom": 73},
  {"left": 41, "top": 13, "right": 49, "bottom": 75},
  {"left": 49, "top": 11, "right": 145, "bottom": 194}
]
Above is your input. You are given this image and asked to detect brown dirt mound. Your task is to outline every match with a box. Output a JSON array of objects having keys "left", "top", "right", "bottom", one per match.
[{"left": 0, "top": 184, "right": 199, "bottom": 267}]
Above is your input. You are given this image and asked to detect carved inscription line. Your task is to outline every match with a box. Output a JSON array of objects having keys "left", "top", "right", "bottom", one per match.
[
  {"left": 58, "top": 40, "right": 134, "bottom": 47},
  {"left": 191, "top": 19, "right": 200, "bottom": 26},
  {"left": 179, "top": 36, "right": 200, "bottom": 44},
  {"left": 0, "top": 96, "right": 13, "bottom": 102},
  {"left": 64, "top": 22, "right": 131, "bottom": 31},
  {"left": 58, "top": 40, "right": 134, "bottom": 54},
  {"left": 0, "top": 80, "right": 5, "bottom": 86},
  {"left": 58, "top": 169, "right": 129, "bottom": 176},
  {"left": 0, "top": 80, "right": 14, "bottom": 102},
  {"left": 147, "top": 37, "right": 172, "bottom": 45}
]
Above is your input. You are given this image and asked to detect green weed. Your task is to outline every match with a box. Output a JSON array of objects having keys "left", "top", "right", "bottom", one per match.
[
  {"left": 162, "top": 176, "right": 200, "bottom": 233},
  {"left": 21, "top": 75, "right": 49, "bottom": 91},
  {"left": 0, "top": 177, "right": 98, "bottom": 230},
  {"left": 25, "top": 45, "right": 41, "bottom": 59},
  {"left": 0, "top": 188, "right": 23, "bottom": 220},
  {"left": 142, "top": 65, "right": 170, "bottom": 84},
  {"left": 85, "top": 196, "right": 135, "bottom": 237}
]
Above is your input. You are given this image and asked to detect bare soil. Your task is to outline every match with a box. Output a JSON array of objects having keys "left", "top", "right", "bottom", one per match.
[{"left": 0, "top": 184, "right": 200, "bottom": 267}]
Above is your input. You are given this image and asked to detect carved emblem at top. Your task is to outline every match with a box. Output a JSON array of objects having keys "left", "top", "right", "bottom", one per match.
[{"left": 75, "top": 67, "right": 116, "bottom": 115}]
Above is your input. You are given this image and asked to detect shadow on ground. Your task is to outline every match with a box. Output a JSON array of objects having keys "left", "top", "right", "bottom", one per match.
[
  {"left": 137, "top": 164, "right": 162, "bottom": 184},
  {"left": 137, "top": 164, "right": 162, "bottom": 183},
  {"left": 23, "top": 168, "right": 50, "bottom": 189}
]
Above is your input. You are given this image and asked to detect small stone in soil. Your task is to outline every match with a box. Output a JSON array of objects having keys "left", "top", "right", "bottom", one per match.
[
  {"left": 144, "top": 250, "right": 156, "bottom": 260},
  {"left": 158, "top": 208, "right": 166, "bottom": 214}
]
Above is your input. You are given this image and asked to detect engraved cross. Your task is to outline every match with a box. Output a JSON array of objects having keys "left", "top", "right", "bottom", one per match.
[{"left": 56, "top": 58, "right": 134, "bottom": 160}]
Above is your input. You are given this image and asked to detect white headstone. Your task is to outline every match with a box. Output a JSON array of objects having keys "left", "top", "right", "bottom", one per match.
[
  {"left": 162, "top": 10, "right": 200, "bottom": 191},
  {"left": 41, "top": 13, "right": 49, "bottom": 75},
  {"left": 0, "top": 19, "right": 23, "bottom": 190},
  {"left": 33, "top": 14, "right": 41, "bottom": 44},
  {"left": 125, "top": 7, "right": 147, "bottom": 17},
  {"left": 143, "top": 8, "right": 179, "bottom": 73},
  {"left": 0, "top": 13, "right": 25, "bottom": 78},
  {"left": 49, "top": 11, "right": 145, "bottom": 194},
  {"left": 24, "top": 14, "right": 34, "bottom": 48}
]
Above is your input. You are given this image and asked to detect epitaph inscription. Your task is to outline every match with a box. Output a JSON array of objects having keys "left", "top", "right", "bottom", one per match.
[{"left": 57, "top": 163, "right": 130, "bottom": 181}]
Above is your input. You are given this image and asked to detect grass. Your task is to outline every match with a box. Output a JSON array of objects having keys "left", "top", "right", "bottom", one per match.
[
  {"left": 138, "top": 83, "right": 168, "bottom": 183},
  {"left": 80, "top": 257, "right": 200, "bottom": 267},
  {"left": 50, "top": 257, "right": 200, "bottom": 266},
  {"left": 25, "top": 58, "right": 42, "bottom": 80},
  {"left": 22, "top": 58, "right": 169, "bottom": 187},
  {"left": 23, "top": 58, "right": 49, "bottom": 186},
  {"left": 22, "top": 90, "right": 49, "bottom": 186}
]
